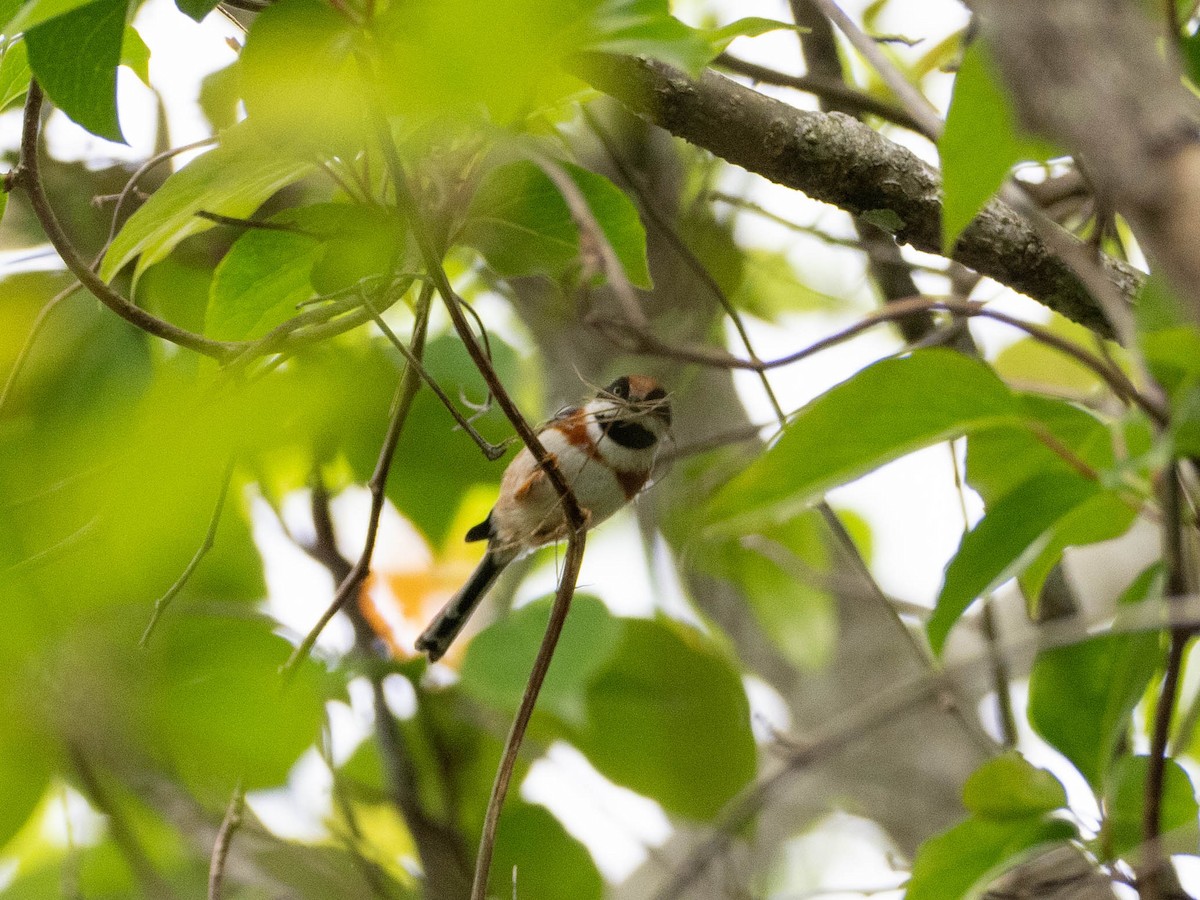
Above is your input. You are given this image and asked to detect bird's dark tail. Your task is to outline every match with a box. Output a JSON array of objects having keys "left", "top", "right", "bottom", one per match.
[{"left": 415, "top": 551, "right": 508, "bottom": 661}]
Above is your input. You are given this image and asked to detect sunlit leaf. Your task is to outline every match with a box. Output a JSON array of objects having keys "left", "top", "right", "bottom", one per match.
[
  {"left": 144, "top": 613, "right": 325, "bottom": 801},
  {"left": 730, "top": 248, "right": 844, "bottom": 319},
  {"left": 101, "top": 122, "right": 316, "bottom": 283},
  {"left": 1104, "top": 755, "right": 1199, "bottom": 860},
  {"left": 906, "top": 816, "right": 1076, "bottom": 900},
  {"left": 576, "top": 617, "right": 756, "bottom": 821},
  {"left": 961, "top": 752, "right": 1067, "bottom": 821},
  {"left": 463, "top": 159, "right": 651, "bottom": 289},
  {"left": 705, "top": 350, "right": 1018, "bottom": 535},
  {"left": 940, "top": 41, "right": 1059, "bottom": 250},
  {"left": 4, "top": 0, "right": 97, "bottom": 34},
  {"left": 207, "top": 227, "right": 321, "bottom": 341},
  {"left": 25, "top": 0, "right": 128, "bottom": 142},
  {"left": 120, "top": 24, "right": 149, "bottom": 85},
  {"left": 492, "top": 801, "right": 603, "bottom": 900},
  {"left": 239, "top": 0, "right": 368, "bottom": 152},
  {"left": 0, "top": 37, "right": 30, "bottom": 112},
  {"left": 929, "top": 471, "right": 1100, "bottom": 655},
  {"left": 703, "top": 16, "right": 797, "bottom": 55},
  {"left": 1029, "top": 565, "right": 1163, "bottom": 788},
  {"left": 459, "top": 595, "right": 622, "bottom": 729}
]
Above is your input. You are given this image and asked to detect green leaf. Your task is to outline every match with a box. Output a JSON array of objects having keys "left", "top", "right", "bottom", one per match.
[
  {"left": 100, "top": 121, "right": 316, "bottom": 284},
  {"left": 1104, "top": 755, "right": 1199, "bottom": 860},
  {"left": 966, "top": 395, "right": 1113, "bottom": 506},
  {"left": 576, "top": 617, "right": 756, "bottom": 820},
  {"left": 702, "top": 16, "right": 797, "bottom": 54},
  {"left": 704, "top": 350, "right": 1018, "bottom": 534},
  {"left": 906, "top": 816, "right": 1076, "bottom": 900},
  {"left": 587, "top": 0, "right": 720, "bottom": 75},
  {"left": 120, "top": 24, "right": 149, "bottom": 85},
  {"left": 491, "top": 802, "right": 603, "bottom": 900},
  {"left": 238, "top": 0, "right": 368, "bottom": 153},
  {"left": 0, "top": 729, "right": 52, "bottom": 849},
  {"left": 729, "top": 248, "right": 843, "bottom": 319},
  {"left": 940, "top": 41, "right": 1058, "bottom": 250},
  {"left": 145, "top": 613, "right": 325, "bottom": 801},
  {"left": 459, "top": 595, "right": 622, "bottom": 729},
  {"left": 993, "top": 313, "right": 1127, "bottom": 396},
  {"left": 4, "top": 0, "right": 98, "bottom": 33},
  {"left": 691, "top": 508, "right": 837, "bottom": 670},
  {"left": 860, "top": 208, "right": 904, "bottom": 234},
  {"left": 174, "top": 0, "right": 222, "bottom": 23},
  {"left": 1028, "top": 565, "right": 1163, "bottom": 788},
  {"left": 0, "top": 38, "right": 30, "bottom": 113},
  {"left": 25, "top": 0, "right": 128, "bottom": 142},
  {"left": 1135, "top": 275, "right": 1200, "bottom": 395},
  {"left": 463, "top": 159, "right": 651, "bottom": 289},
  {"left": 962, "top": 752, "right": 1067, "bottom": 821},
  {"left": 928, "top": 471, "right": 1100, "bottom": 655},
  {"left": 207, "top": 227, "right": 321, "bottom": 342}
]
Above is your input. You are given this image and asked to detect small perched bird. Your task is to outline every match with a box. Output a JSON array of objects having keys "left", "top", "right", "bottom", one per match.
[{"left": 416, "top": 375, "right": 671, "bottom": 661}]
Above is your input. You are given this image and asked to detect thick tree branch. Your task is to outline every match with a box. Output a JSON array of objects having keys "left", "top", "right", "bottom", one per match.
[
  {"left": 572, "top": 54, "right": 1141, "bottom": 337},
  {"left": 970, "top": 0, "right": 1200, "bottom": 321}
]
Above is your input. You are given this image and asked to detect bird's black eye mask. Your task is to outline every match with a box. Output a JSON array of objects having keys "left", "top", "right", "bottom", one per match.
[{"left": 604, "top": 377, "right": 631, "bottom": 400}]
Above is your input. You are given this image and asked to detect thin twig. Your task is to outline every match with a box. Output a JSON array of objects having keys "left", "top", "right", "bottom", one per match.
[
  {"left": 716, "top": 52, "right": 927, "bottom": 135},
  {"left": 473, "top": 531, "right": 586, "bottom": 900},
  {"left": 280, "top": 283, "right": 433, "bottom": 676},
  {"left": 1140, "top": 463, "right": 1192, "bottom": 900},
  {"left": 581, "top": 108, "right": 788, "bottom": 425},
  {"left": 806, "top": 0, "right": 944, "bottom": 140},
  {"left": 363, "top": 296, "right": 507, "bottom": 460},
  {"left": 607, "top": 295, "right": 1166, "bottom": 424},
  {"left": 365, "top": 105, "right": 588, "bottom": 899},
  {"left": 9, "top": 83, "right": 237, "bottom": 361},
  {"left": 140, "top": 459, "right": 236, "bottom": 647},
  {"left": 207, "top": 781, "right": 245, "bottom": 900}
]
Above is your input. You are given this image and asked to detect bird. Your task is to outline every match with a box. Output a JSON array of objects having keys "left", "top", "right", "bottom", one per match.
[{"left": 415, "top": 375, "right": 671, "bottom": 661}]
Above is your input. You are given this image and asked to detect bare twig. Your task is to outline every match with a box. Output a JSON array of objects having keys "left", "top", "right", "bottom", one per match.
[
  {"left": 365, "top": 106, "right": 588, "bottom": 899},
  {"left": 716, "top": 53, "right": 928, "bottom": 136},
  {"left": 607, "top": 295, "right": 1166, "bottom": 424},
  {"left": 363, "top": 297, "right": 507, "bottom": 460},
  {"left": 1141, "top": 463, "right": 1192, "bottom": 900},
  {"left": 9, "top": 83, "right": 237, "bottom": 361},
  {"left": 473, "top": 531, "right": 586, "bottom": 900},
  {"left": 580, "top": 108, "right": 788, "bottom": 425},
  {"left": 140, "top": 459, "right": 236, "bottom": 647},
  {"left": 280, "top": 282, "right": 433, "bottom": 676},
  {"left": 208, "top": 781, "right": 245, "bottom": 900}
]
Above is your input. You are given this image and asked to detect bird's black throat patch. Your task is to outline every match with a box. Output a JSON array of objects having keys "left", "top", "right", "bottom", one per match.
[{"left": 600, "top": 417, "right": 657, "bottom": 449}]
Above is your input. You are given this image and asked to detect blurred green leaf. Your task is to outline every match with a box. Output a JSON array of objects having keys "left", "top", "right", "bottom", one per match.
[
  {"left": 207, "top": 227, "right": 321, "bottom": 341},
  {"left": 577, "top": 617, "right": 756, "bottom": 821},
  {"left": 993, "top": 314, "right": 1129, "bottom": 396},
  {"left": 906, "top": 815, "right": 1076, "bottom": 900},
  {"left": 120, "top": 24, "right": 149, "bottom": 85},
  {"left": 730, "top": 248, "right": 842, "bottom": 319},
  {"left": 705, "top": 350, "right": 1018, "bottom": 535},
  {"left": 492, "top": 801, "right": 603, "bottom": 900},
  {"left": 144, "top": 613, "right": 324, "bottom": 800},
  {"left": 1104, "top": 755, "right": 1199, "bottom": 860},
  {"left": 966, "top": 395, "right": 1112, "bottom": 506},
  {"left": 940, "top": 41, "right": 1058, "bottom": 250},
  {"left": 25, "top": 0, "right": 128, "bottom": 142},
  {"left": 175, "top": 0, "right": 222, "bottom": 23},
  {"left": 587, "top": 0, "right": 720, "bottom": 75},
  {"left": 197, "top": 62, "right": 240, "bottom": 132},
  {"left": 929, "top": 471, "right": 1099, "bottom": 655},
  {"left": 0, "top": 37, "right": 30, "bottom": 112},
  {"left": 463, "top": 159, "right": 651, "bottom": 289},
  {"left": 1029, "top": 565, "right": 1163, "bottom": 788},
  {"left": 962, "top": 752, "right": 1067, "bottom": 821},
  {"left": 101, "top": 121, "right": 316, "bottom": 283},
  {"left": 459, "top": 595, "right": 622, "bottom": 728},
  {"left": 693, "top": 509, "right": 837, "bottom": 671},
  {"left": 703, "top": 17, "right": 796, "bottom": 54},
  {"left": 0, "top": 730, "right": 52, "bottom": 850},
  {"left": 239, "top": 0, "right": 368, "bottom": 153},
  {"left": 4, "top": 0, "right": 98, "bottom": 34}
]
